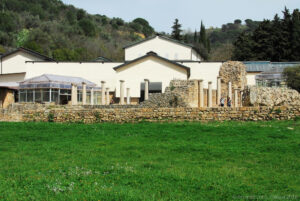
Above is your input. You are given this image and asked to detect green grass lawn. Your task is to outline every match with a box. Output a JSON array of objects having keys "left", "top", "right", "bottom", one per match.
[{"left": 0, "top": 121, "right": 299, "bottom": 201}]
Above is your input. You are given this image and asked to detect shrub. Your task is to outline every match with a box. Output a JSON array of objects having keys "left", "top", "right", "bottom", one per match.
[{"left": 283, "top": 66, "right": 300, "bottom": 92}]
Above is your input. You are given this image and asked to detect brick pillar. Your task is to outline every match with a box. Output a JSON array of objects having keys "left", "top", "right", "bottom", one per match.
[
  {"left": 217, "top": 77, "right": 221, "bottom": 106},
  {"left": 71, "top": 83, "right": 78, "bottom": 105},
  {"left": 106, "top": 88, "right": 110, "bottom": 105},
  {"left": 199, "top": 79, "right": 204, "bottom": 107},
  {"left": 228, "top": 81, "right": 232, "bottom": 100},
  {"left": 120, "top": 80, "right": 125, "bottom": 105},
  {"left": 208, "top": 81, "right": 213, "bottom": 108},
  {"left": 82, "top": 82, "right": 87, "bottom": 105},
  {"left": 234, "top": 88, "right": 239, "bottom": 108},
  {"left": 144, "top": 79, "right": 149, "bottom": 101},
  {"left": 127, "top": 88, "right": 131, "bottom": 105},
  {"left": 90, "top": 88, "right": 94, "bottom": 105},
  {"left": 101, "top": 81, "right": 106, "bottom": 105}
]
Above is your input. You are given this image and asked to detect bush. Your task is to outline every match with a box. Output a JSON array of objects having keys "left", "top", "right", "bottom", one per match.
[
  {"left": 79, "top": 19, "right": 96, "bottom": 37},
  {"left": 283, "top": 66, "right": 300, "bottom": 92}
]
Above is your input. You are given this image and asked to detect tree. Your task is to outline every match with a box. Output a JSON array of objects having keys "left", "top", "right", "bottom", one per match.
[
  {"left": 171, "top": 19, "right": 182, "bottom": 41},
  {"left": 79, "top": 19, "right": 96, "bottom": 37},
  {"left": 283, "top": 66, "right": 300, "bottom": 92},
  {"left": 193, "top": 30, "right": 197, "bottom": 43},
  {"left": 232, "top": 32, "right": 254, "bottom": 60},
  {"left": 199, "top": 21, "right": 207, "bottom": 47},
  {"left": 131, "top": 18, "right": 154, "bottom": 37},
  {"left": 291, "top": 9, "right": 300, "bottom": 60},
  {"left": 16, "top": 29, "right": 30, "bottom": 47},
  {"left": 271, "top": 14, "right": 285, "bottom": 61}
]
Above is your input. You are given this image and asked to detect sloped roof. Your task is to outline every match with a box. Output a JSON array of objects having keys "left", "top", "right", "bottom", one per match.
[
  {"left": 0, "top": 47, "right": 55, "bottom": 61},
  {"left": 123, "top": 34, "right": 200, "bottom": 55},
  {"left": 113, "top": 51, "right": 190, "bottom": 77},
  {"left": 20, "top": 74, "right": 96, "bottom": 87}
]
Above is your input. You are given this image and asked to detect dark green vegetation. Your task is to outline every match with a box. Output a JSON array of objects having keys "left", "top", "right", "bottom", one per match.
[
  {"left": 0, "top": 121, "right": 299, "bottom": 200},
  {"left": 233, "top": 8, "right": 300, "bottom": 61},
  {"left": 182, "top": 19, "right": 260, "bottom": 61},
  {"left": 0, "top": 0, "right": 154, "bottom": 61},
  {"left": 283, "top": 65, "right": 300, "bottom": 92}
]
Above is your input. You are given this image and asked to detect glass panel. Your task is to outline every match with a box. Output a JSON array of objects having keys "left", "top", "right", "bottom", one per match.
[
  {"left": 42, "top": 89, "right": 50, "bottom": 102},
  {"left": 60, "top": 89, "right": 71, "bottom": 95},
  {"left": 20, "top": 90, "right": 26, "bottom": 102},
  {"left": 86, "top": 91, "right": 91, "bottom": 104},
  {"left": 77, "top": 90, "right": 82, "bottom": 103},
  {"left": 51, "top": 89, "right": 59, "bottom": 104},
  {"left": 35, "top": 90, "right": 42, "bottom": 102},
  {"left": 27, "top": 90, "right": 34, "bottom": 102}
]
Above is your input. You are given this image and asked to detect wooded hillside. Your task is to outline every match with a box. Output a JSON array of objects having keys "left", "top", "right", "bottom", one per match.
[{"left": 0, "top": 0, "right": 154, "bottom": 61}]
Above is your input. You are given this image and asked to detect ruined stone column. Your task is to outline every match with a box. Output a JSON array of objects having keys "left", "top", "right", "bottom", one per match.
[
  {"left": 234, "top": 88, "right": 239, "bottom": 108},
  {"left": 106, "top": 88, "right": 110, "bottom": 105},
  {"left": 144, "top": 79, "right": 149, "bottom": 101},
  {"left": 120, "top": 80, "right": 125, "bottom": 105},
  {"left": 101, "top": 81, "right": 106, "bottom": 105},
  {"left": 71, "top": 83, "right": 78, "bottom": 105},
  {"left": 82, "top": 82, "right": 87, "bottom": 105},
  {"left": 199, "top": 80, "right": 204, "bottom": 107},
  {"left": 240, "top": 91, "right": 243, "bottom": 107},
  {"left": 208, "top": 81, "right": 213, "bottom": 108},
  {"left": 126, "top": 88, "right": 131, "bottom": 105},
  {"left": 90, "top": 88, "right": 94, "bottom": 105},
  {"left": 217, "top": 77, "right": 221, "bottom": 106},
  {"left": 228, "top": 81, "right": 232, "bottom": 100}
]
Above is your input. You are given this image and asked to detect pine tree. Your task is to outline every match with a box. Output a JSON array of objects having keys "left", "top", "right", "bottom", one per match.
[
  {"left": 193, "top": 30, "right": 197, "bottom": 43},
  {"left": 291, "top": 9, "right": 300, "bottom": 60},
  {"left": 232, "top": 32, "right": 254, "bottom": 61},
  {"left": 271, "top": 14, "right": 285, "bottom": 61},
  {"left": 171, "top": 19, "right": 182, "bottom": 41},
  {"left": 252, "top": 20, "right": 274, "bottom": 60},
  {"left": 281, "top": 7, "right": 293, "bottom": 60},
  {"left": 199, "top": 21, "right": 207, "bottom": 48}
]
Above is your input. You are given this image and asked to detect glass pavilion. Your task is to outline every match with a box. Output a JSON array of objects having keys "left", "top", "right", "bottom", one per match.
[{"left": 19, "top": 74, "right": 102, "bottom": 104}]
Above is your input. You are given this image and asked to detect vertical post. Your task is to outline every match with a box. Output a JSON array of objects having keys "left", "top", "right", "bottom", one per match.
[
  {"left": 234, "top": 88, "right": 239, "bottom": 108},
  {"left": 82, "top": 82, "right": 87, "bottom": 105},
  {"left": 127, "top": 88, "right": 131, "bottom": 105},
  {"left": 240, "top": 91, "right": 243, "bottom": 107},
  {"left": 49, "top": 88, "right": 52, "bottom": 103},
  {"left": 144, "top": 79, "right": 149, "bottom": 101},
  {"left": 101, "top": 81, "right": 106, "bottom": 105},
  {"left": 106, "top": 88, "right": 110, "bottom": 105},
  {"left": 90, "top": 88, "right": 94, "bottom": 105},
  {"left": 120, "top": 80, "right": 125, "bottom": 105},
  {"left": 208, "top": 81, "right": 213, "bottom": 108},
  {"left": 217, "top": 77, "right": 221, "bottom": 106},
  {"left": 228, "top": 81, "right": 232, "bottom": 100},
  {"left": 199, "top": 79, "right": 204, "bottom": 107},
  {"left": 71, "top": 83, "right": 78, "bottom": 105}
]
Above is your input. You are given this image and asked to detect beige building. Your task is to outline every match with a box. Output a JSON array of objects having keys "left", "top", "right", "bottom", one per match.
[{"left": 0, "top": 34, "right": 258, "bottom": 106}]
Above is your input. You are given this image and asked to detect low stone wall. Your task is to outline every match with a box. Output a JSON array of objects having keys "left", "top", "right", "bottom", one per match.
[
  {"left": 0, "top": 104, "right": 299, "bottom": 123},
  {"left": 244, "top": 86, "right": 300, "bottom": 107}
]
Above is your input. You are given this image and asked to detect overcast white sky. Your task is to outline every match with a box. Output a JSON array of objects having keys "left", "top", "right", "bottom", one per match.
[{"left": 62, "top": 0, "right": 299, "bottom": 33}]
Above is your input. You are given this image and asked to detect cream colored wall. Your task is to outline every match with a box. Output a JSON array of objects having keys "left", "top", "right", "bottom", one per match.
[
  {"left": 0, "top": 73, "right": 26, "bottom": 83},
  {"left": 181, "top": 62, "right": 222, "bottom": 90},
  {"left": 24, "top": 62, "right": 122, "bottom": 90},
  {"left": 1, "top": 52, "right": 42, "bottom": 74},
  {"left": 125, "top": 36, "right": 201, "bottom": 61},
  {"left": 115, "top": 56, "right": 188, "bottom": 98},
  {"left": 246, "top": 72, "right": 260, "bottom": 86}
]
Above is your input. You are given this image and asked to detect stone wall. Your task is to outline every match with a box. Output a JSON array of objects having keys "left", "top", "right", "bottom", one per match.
[
  {"left": 0, "top": 89, "right": 15, "bottom": 109},
  {"left": 0, "top": 103, "right": 299, "bottom": 123},
  {"left": 219, "top": 61, "right": 247, "bottom": 98},
  {"left": 244, "top": 86, "right": 300, "bottom": 107}
]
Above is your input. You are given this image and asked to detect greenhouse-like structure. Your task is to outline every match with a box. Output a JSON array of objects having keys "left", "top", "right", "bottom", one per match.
[{"left": 19, "top": 74, "right": 101, "bottom": 105}]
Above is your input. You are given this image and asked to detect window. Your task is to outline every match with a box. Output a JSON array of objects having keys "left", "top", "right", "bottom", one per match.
[{"left": 20, "top": 90, "right": 27, "bottom": 102}]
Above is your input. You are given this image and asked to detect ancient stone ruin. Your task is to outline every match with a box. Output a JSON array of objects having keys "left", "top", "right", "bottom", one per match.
[{"left": 219, "top": 61, "right": 247, "bottom": 98}]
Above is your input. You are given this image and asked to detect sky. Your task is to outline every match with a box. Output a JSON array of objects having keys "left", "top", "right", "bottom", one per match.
[{"left": 62, "top": 0, "right": 299, "bottom": 33}]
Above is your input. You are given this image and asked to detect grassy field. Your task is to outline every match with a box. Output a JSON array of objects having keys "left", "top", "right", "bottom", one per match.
[{"left": 0, "top": 121, "right": 299, "bottom": 201}]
